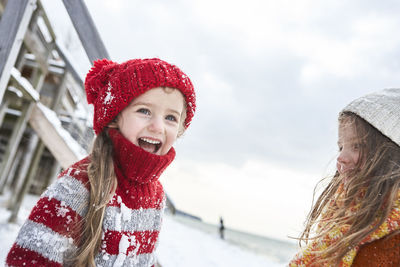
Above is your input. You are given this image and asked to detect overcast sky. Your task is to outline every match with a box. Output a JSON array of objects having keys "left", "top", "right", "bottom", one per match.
[{"left": 41, "top": 0, "right": 400, "bottom": 241}]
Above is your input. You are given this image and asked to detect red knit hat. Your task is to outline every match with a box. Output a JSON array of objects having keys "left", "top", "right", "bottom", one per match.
[{"left": 85, "top": 58, "right": 196, "bottom": 135}]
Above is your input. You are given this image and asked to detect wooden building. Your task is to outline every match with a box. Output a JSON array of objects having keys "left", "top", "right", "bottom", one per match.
[
  {"left": 0, "top": 0, "right": 102, "bottom": 222},
  {"left": 0, "top": 0, "right": 176, "bottom": 225}
]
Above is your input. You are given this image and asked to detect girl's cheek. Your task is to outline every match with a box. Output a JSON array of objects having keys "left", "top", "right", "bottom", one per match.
[
  {"left": 351, "top": 151, "right": 361, "bottom": 165},
  {"left": 337, "top": 161, "right": 343, "bottom": 174}
]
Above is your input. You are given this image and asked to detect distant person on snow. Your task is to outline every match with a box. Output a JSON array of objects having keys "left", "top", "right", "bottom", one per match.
[
  {"left": 219, "top": 216, "right": 225, "bottom": 239},
  {"left": 290, "top": 88, "right": 400, "bottom": 266},
  {"left": 6, "top": 58, "right": 196, "bottom": 267}
]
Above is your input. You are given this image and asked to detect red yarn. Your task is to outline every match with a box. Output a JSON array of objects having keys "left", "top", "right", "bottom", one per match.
[
  {"left": 109, "top": 128, "right": 175, "bottom": 185},
  {"left": 6, "top": 131, "right": 174, "bottom": 266},
  {"left": 85, "top": 59, "right": 117, "bottom": 104},
  {"left": 84, "top": 58, "right": 196, "bottom": 135}
]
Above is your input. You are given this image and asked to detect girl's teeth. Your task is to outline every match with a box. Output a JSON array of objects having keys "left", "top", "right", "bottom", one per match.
[{"left": 141, "top": 138, "right": 160, "bottom": 144}]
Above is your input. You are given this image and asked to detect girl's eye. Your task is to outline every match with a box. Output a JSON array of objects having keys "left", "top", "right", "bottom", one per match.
[
  {"left": 338, "top": 146, "right": 343, "bottom": 152},
  {"left": 352, "top": 143, "right": 360, "bottom": 150},
  {"left": 166, "top": 115, "right": 177, "bottom": 122},
  {"left": 137, "top": 108, "right": 150, "bottom": 115}
]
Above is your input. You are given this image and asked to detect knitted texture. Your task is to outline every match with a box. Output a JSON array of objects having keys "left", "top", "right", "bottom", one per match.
[
  {"left": 289, "top": 189, "right": 400, "bottom": 267},
  {"left": 109, "top": 128, "right": 175, "bottom": 185},
  {"left": 6, "top": 131, "right": 174, "bottom": 267},
  {"left": 342, "top": 88, "right": 400, "bottom": 147},
  {"left": 352, "top": 233, "right": 400, "bottom": 266},
  {"left": 85, "top": 58, "right": 196, "bottom": 135}
]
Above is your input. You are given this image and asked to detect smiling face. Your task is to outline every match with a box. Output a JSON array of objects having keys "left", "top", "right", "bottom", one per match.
[
  {"left": 336, "top": 119, "right": 363, "bottom": 176},
  {"left": 112, "top": 87, "right": 185, "bottom": 155}
]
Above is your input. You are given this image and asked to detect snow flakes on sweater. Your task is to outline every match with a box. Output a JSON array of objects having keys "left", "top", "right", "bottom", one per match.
[{"left": 6, "top": 158, "right": 166, "bottom": 267}]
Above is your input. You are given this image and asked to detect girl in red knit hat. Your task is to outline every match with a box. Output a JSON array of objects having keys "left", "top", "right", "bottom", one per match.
[
  {"left": 290, "top": 88, "right": 400, "bottom": 267},
  {"left": 6, "top": 58, "right": 196, "bottom": 267}
]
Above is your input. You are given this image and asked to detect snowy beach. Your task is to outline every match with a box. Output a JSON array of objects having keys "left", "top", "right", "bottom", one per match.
[{"left": 0, "top": 193, "right": 291, "bottom": 267}]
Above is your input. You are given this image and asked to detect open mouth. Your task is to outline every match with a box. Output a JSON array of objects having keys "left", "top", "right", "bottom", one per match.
[
  {"left": 338, "top": 164, "right": 352, "bottom": 173},
  {"left": 138, "top": 137, "right": 162, "bottom": 154}
]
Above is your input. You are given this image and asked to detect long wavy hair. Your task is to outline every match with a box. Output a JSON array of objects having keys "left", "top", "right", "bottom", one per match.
[
  {"left": 298, "top": 111, "right": 400, "bottom": 265},
  {"left": 73, "top": 129, "right": 117, "bottom": 267}
]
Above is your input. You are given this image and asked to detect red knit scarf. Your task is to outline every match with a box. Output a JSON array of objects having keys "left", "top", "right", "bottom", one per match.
[
  {"left": 108, "top": 128, "right": 175, "bottom": 207},
  {"left": 109, "top": 128, "right": 175, "bottom": 184}
]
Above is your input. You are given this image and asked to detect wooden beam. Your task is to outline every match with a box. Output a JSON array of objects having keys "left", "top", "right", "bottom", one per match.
[
  {"left": 8, "top": 133, "right": 39, "bottom": 223},
  {"left": 50, "top": 72, "right": 68, "bottom": 111},
  {"left": 5, "top": 148, "right": 24, "bottom": 190},
  {"left": 8, "top": 133, "right": 39, "bottom": 208},
  {"left": 36, "top": 0, "right": 56, "bottom": 41},
  {"left": 24, "top": 26, "right": 50, "bottom": 73},
  {"left": 0, "top": 0, "right": 37, "bottom": 101},
  {"left": 0, "top": 98, "right": 9, "bottom": 127},
  {"left": 0, "top": 101, "right": 33, "bottom": 193},
  {"left": 9, "top": 67, "right": 40, "bottom": 102},
  {"left": 24, "top": 54, "right": 66, "bottom": 76},
  {"left": 55, "top": 41, "right": 83, "bottom": 85},
  {"left": 22, "top": 7, "right": 55, "bottom": 74},
  {"left": 62, "top": 0, "right": 110, "bottom": 63},
  {"left": 29, "top": 103, "right": 87, "bottom": 169}
]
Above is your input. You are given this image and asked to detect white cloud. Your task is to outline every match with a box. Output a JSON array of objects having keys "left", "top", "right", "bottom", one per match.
[
  {"left": 198, "top": 72, "right": 237, "bottom": 109},
  {"left": 101, "top": 0, "right": 125, "bottom": 13},
  {"left": 297, "top": 14, "right": 400, "bottom": 85}
]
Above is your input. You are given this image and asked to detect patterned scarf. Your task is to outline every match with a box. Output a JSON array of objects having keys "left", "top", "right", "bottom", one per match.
[{"left": 289, "top": 188, "right": 400, "bottom": 267}]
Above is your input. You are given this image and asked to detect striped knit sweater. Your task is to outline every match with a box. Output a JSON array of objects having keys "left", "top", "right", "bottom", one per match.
[{"left": 6, "top": 129, "right": 175, "bottom": 267}]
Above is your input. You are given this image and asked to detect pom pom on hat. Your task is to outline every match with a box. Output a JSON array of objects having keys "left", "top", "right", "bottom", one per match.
[
  {"left": 85, "top": 59, "right": 118, "bottom": 104},
  {"left": 342, "top": 88, "right": 400, "bottom": 147},
  {"left": 84, "top": 58, "right": 196, "bottom": 135}
]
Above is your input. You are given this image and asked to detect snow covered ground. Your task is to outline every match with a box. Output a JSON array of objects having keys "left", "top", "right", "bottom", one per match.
[
  {"left": 158, "top": 216, "right": 285, "bottom": 267},
  {"left": 0, "top": 193, "right": 287, "bottom": 267}
]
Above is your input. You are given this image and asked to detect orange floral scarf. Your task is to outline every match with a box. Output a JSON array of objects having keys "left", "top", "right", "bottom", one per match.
[{"left": 289, "top": 190, "right": 400, "bottom": 267}]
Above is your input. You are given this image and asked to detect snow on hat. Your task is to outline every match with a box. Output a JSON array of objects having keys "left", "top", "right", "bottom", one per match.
[
  {"left": 85, "top": 58, "right": 196, "bottom": 135},
  {"left": 342, "top": 88, "right": 400, "bottom": 147}
]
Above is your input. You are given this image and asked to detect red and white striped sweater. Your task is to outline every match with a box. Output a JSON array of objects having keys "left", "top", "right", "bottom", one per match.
[{"left": 6, "top": 129, "right": 175, "bottom": 267}]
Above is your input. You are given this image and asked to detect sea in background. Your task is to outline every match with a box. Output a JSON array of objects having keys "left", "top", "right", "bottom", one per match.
[{"left": 173, "top": 212, "right": 297, "bottom": 264}]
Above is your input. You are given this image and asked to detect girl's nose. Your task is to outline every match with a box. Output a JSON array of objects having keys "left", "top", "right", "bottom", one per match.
[
  {"left": 337, "top": 149, "right": 350, "bottom": 164},
  {"left": 148, "top": 117, "right": 164, "bottom": 133},
  {"left": 337, "top": 152, "right": 347, "bottom": 174}
]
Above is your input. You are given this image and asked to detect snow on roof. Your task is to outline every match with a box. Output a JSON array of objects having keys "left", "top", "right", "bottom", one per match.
[
  {"left": 7, "top": 86, "right": 23, "bottom": 98},
  {"left": 36, "top": 103, "right": 87, "bottom": 159},
  {"left": 10, "top": 68, "right": 40, "bottom": 102}
]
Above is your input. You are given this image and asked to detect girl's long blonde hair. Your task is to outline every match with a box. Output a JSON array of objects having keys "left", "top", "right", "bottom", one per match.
[
  {"left": 299, "top": 112, "right": 400, "bottom": 265},
  {"left": 73, "top": 130, "right": 117, "bottom": 266}
]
